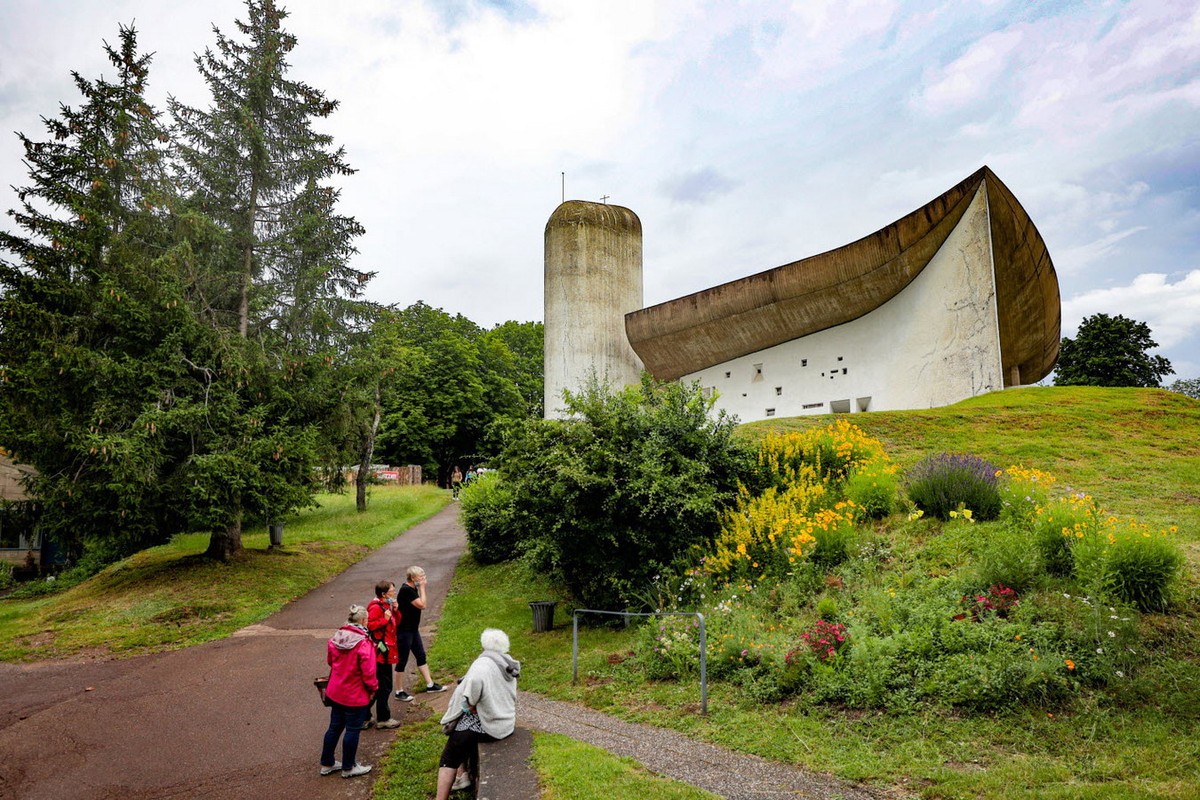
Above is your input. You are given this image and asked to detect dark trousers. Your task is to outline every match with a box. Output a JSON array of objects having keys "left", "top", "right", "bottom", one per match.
[
  {"left": 321, "top": 701, "right": 369, "bottom": 769},
  {"left": 373, "top": 660, "right": 394, "bottom": 722},
  {"left": 395, "top": 630, "right": 427, "bottom": 671},
  {"left": 439, "top": 727, "right": 497, "bottom": 770}
]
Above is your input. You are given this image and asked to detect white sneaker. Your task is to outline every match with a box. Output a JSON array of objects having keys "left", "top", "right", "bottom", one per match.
[
  {"left": 451, "top": 772, "right": 472, "bottom": 791},
  {"left": 376, "top": 717, "right": 401, "bottom": 729},
  {"left": 342, "top": 763, "right": 372, "bottom": 779},
  {"left": 319, "top": 761, "right": 341, "bottom": 776}
]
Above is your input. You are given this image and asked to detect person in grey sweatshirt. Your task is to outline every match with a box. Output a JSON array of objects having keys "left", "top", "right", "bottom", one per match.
[{"left": 435, "top": 628, "right": 520, "bottom": 798}]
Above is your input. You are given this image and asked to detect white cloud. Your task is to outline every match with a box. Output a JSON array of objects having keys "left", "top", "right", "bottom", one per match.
[
  {"left": 1062, "top": 271, "right": 1200, "bottom": 350},
  {"left": 915, "top": 29, "right": 1024, "bottom": 113}
]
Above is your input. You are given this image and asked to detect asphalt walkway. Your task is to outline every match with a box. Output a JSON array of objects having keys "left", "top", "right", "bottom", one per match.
[{"left": 0, "top": 502, "right": 466, "bottom": 800}]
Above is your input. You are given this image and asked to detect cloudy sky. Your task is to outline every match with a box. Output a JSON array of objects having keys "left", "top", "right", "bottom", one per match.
[{"left": 2, "top": 0, "right": 1198, "bottom": 379}]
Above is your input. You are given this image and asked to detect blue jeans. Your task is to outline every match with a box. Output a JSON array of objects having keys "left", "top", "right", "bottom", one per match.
[{"left": 321, "top": 700, "right": 370, "bottom": 768}]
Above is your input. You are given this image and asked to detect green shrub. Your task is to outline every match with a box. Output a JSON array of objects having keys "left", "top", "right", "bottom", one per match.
[
  {"left": 845, "top": 464, "right": 898, "bottom": 520},
  {"left": 905, "top": 453, "right": 1002, "bottom": 521},
  {"left": 0, "top": 561, "right": 13, "bottom": 592},
  {"left": 458, "top": 472, "right": 523, "bottom": 565},
  {"left": 809, "top": 511, "right": 856, "bottom": 568},
  {"left": 496, "top": 376, "right": 754, "bottom": 610},
  {"left": 636, "top": 614, "right": 703, "bottom": 680},
  {"left": 974, "top": 522, "right": 1044, "bottom": 592},
  {"left": 1073, "top": 518, "right": 1184, "bottom": 612},
  {"left": 1031, "top": 494, "right": 1098, "bottom": 576}
]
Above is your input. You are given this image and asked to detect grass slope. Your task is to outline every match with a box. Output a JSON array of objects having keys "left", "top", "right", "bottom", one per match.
[
  {"left": 743, "top": 386, "right": 1200, "bottom": 539},
  {"left": 0, "top": 485, "right": 449, "bottom": 661}
]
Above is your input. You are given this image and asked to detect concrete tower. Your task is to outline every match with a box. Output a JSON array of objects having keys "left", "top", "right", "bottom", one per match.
[{"left": 543, "top": 201, "right": 644, "bottom": 419}]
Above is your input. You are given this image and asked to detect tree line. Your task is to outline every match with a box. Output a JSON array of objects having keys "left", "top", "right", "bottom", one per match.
[{"left": 0, "top": 2, "right": 541, "bottom": 573}]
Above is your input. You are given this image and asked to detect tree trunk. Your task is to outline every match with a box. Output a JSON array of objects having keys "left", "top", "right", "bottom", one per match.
[
  {"left": 238, "top": 178, "right": 259, "bottom": 338},
  {"left": 356, "top": 383, "right": 381, "bottom": 512},
  {"left": 205, "top": 509, "right": 244, "bottom": 561}
]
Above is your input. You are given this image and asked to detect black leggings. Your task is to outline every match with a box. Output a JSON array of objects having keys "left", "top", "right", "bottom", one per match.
[{"left": 439, "top": 728, "right": 497, "bottom": 769}]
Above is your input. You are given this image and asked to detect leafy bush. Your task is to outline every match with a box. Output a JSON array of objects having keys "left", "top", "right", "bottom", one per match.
[
  {"left": 0, "top": 561, "right": 13, "bottom": 592},
  {"left": 905, "top": 453, "right": 1002, "bottom": 521},
  {"left": 483, "top": 376, "right": 753, "bottom": 610},
  {"left": 458, "top": 472, "right": 523, "bottom": 564},
  {"left": 636, "top": 613, "right": 703, "bottom": 680},
  {"left": 974, "top": 522, "right": 1044, "bottom": 592},
  {"left": 1031, "top": 493, "right": 1098, "bottom": 576},
  {"left": 1074, "top": 517, "right": 1184, "bottom": 612},
  {"left": 845, "top": 463, "right": 898, "bottom": 520}
]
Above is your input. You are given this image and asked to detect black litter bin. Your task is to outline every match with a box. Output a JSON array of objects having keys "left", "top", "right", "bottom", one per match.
[
  {"left": 529, "top": 601, "right": 557, "bottom": 632},
  {"left": 269, "top": 523, "right": 284, "bottom": 548}
]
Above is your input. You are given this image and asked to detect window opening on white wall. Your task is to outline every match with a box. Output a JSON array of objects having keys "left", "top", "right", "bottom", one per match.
[
  {"left": 801, "top": 359, "right": 808, "bottom": 367},
  {"left": 802, "top": 402, "right": 824, "bottom": 409},
  {"left": 837, "top": 356, "right": 843, "bottom": 361},
  {"left": 724, "top": 371, "right": 731, "bottom": 379},
  {"left": 765, "top": 408, "right": 776, "bottom": 417},
  {"left": 752, "top": 364, "right": 763, "bottom": 382},
  {"left": 830, "top": 399, "right": 851, "bottom": 414},
  {"left": 842, "top": 368, "right": 847, "bottom": 375},
  {"left": 775, "top": 386, "right": 782, "bottom": 396}
]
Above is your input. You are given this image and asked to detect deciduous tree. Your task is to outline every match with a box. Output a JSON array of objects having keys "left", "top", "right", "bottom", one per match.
[{"left": 1054, "top": 313, "right": 1173, "bottom": 388}]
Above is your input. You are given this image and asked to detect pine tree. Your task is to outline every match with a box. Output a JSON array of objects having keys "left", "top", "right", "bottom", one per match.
[
  {"left": 0, "top": 26, "right": 195, "bottom": 564},
  {"left": 170, "top": 0, "right": 370, "bottom": 340},
  {"left": 169, "top": 0, "right": 371, "bottom": 559}
]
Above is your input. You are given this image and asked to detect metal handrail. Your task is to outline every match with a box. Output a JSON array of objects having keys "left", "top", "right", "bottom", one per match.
[{"left": 571, "top": 608, "right": 707, "bottom": 715}]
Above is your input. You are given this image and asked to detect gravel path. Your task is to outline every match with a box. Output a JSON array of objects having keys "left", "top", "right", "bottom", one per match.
[{"left": 518, "top": 692, "right": 903, "bottom": 800}]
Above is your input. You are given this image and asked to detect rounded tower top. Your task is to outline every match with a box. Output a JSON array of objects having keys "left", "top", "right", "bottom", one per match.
[{"left": 546, "top": 201, "right": 641, "bottom": 236}]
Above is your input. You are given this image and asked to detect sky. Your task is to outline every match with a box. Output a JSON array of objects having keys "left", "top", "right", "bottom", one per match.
[{"left": 1, "top": 0, "right": 1198, "bottom": 380}]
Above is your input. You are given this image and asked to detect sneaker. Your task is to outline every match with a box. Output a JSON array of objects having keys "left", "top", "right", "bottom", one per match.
[
  {"left": 394, "top": 690, "right": 414, "bottom": 702},
  {"left": 451, "top": 772, "right": 472, "bottom": 791},
  {"left": 342, "top": 763, "right": 372, "bottom": 779},
  {"left": 319, "top": 761, "right": 342, "bottom": 776},
  {"left": 426, "top": 682, "right": 447, "bottom": 693},
  {"left": 375, "top": 717, "right": 401, "bottom": 729},
  {"left": 360, "top": 717, "right": 375, "bottom": 729}
]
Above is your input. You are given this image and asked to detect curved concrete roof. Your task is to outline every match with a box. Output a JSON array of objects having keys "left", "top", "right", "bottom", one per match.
[{"left": 625, "top": 166, "right": 1060, "bottom": 386}]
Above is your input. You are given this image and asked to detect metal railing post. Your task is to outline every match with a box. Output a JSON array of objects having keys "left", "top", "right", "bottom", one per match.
[
  {"left": 570, "top": 608, "right": 708, "bottom": 714},
  {"left": 571, "top": 611, "right": 579, "bottom": 684}
]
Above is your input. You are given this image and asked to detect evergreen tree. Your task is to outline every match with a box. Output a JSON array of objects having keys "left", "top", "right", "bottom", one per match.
[
  {"left": 168, "top": 0, "right": 371, "bottom": 559},
  {"left": 0, "top": 26, "right": 195, "bottom": 564},
  {"left": 1054, "top": 313, "right": 1174, "bottom": 388}
]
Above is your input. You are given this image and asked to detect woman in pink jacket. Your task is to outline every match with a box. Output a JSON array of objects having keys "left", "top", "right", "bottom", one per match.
[{"left": 319, "top": 605, "right": 379, "bottom": 779}]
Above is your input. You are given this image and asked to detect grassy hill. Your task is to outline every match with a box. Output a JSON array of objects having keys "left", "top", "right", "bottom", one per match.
[{"left": 741, "top": 386, "right": 1200, "bottom": 545}]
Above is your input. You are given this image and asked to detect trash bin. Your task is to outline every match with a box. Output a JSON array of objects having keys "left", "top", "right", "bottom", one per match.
[
  {"left": 269, "top": 523, "right": 284, "bottom": 548},
  {"left": 529, "top": 601, "right": 557, "bottom": 633}
]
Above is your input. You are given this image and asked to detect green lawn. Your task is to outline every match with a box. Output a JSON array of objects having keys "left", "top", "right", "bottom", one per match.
[{"left": 0, "top": 484, "right": 449, "bottom": 661}]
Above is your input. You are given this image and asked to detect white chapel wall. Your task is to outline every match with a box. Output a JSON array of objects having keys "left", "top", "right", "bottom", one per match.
[{"left": 681, "top": 186, "right": 1004, "bottom": 422}]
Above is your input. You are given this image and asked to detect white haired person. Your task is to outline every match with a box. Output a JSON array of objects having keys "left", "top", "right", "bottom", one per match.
[
  {"left": 435, "top": 628, "right": 520, "bottom": 798},
  {"left": 319, "top": 605, "right": 378, "bottom": 779}
]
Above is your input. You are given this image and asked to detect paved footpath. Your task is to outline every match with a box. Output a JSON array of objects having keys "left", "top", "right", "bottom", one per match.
[{"left": 0, "top": 503, "right": 465, "bottom": 800}]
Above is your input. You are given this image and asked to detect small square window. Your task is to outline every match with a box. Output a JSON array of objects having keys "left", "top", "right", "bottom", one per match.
[
  {"left": 775, "top": 386, "right": 782, "bottom": 396},
  {"left": 837, "top": 356, "right": 843, "bottom": 362},
  {"left": 724, "top": 371, "right": 731, "bottom": 379},
  {"left": 801, "top": 359, "right": 808, "bottom": 367},
  {"left": 842, "top": 368, "right": 847, "bottom": 375},
  {"left": 765, "top": 408, "right": 776, "bottom": 417}
]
